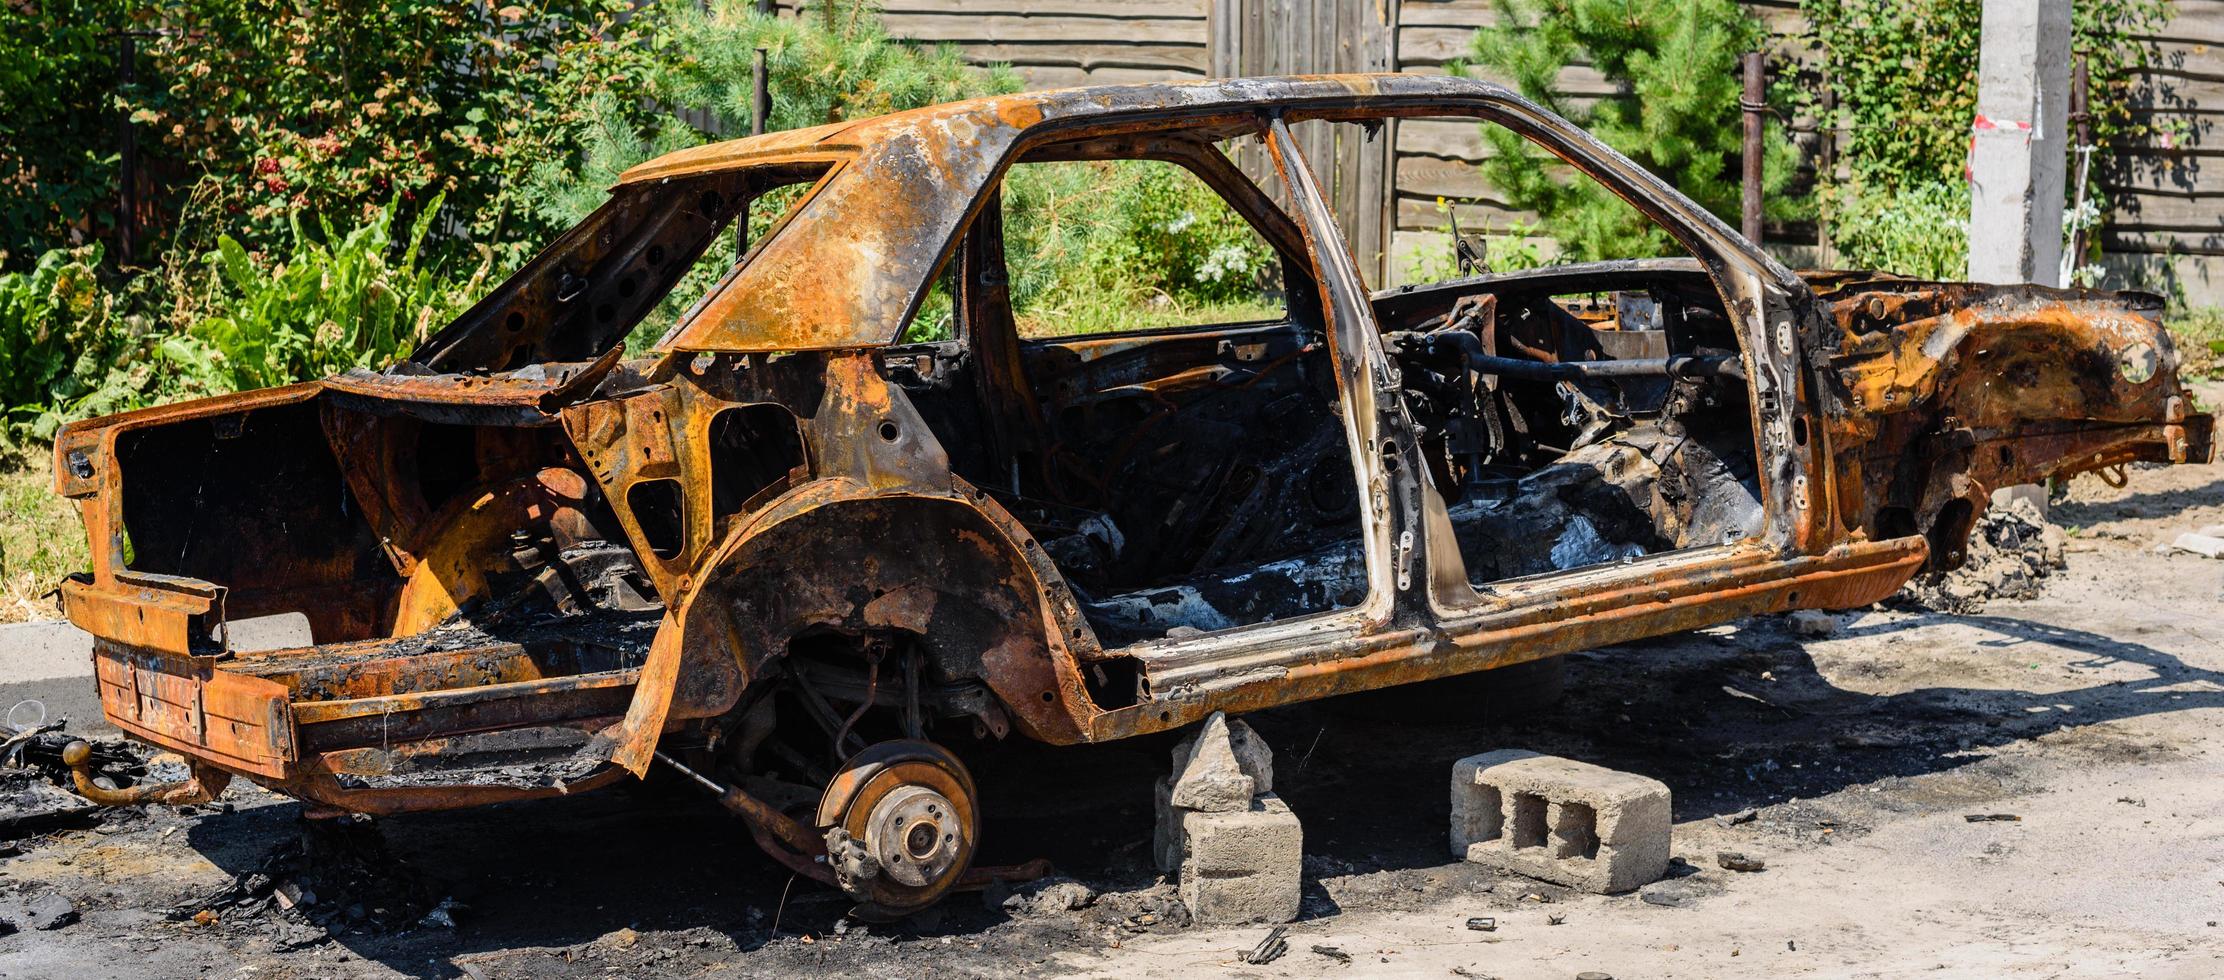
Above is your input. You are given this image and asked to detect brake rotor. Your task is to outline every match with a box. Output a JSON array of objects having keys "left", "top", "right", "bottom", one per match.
[{"left": 817, "top": 740, "right": 978, "bottom": 919}]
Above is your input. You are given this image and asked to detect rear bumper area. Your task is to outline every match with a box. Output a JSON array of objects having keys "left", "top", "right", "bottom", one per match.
[{"left": 67, "top": 576, "right": 655, "bottom": 812}]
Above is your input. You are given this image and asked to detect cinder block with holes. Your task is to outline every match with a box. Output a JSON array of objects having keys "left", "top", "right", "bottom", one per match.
[{"left": 1450, "top": 749, "right": 1670, "bottom": 894}]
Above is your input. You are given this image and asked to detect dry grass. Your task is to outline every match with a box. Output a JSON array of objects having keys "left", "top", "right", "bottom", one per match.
[{"left": 0, "top": 446, "right": 85, "bottom": 623}]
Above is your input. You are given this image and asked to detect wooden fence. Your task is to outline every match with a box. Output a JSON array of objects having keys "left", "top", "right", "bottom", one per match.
[{"left": 765, "top": 0, "right": 2224, "bottom": 301}]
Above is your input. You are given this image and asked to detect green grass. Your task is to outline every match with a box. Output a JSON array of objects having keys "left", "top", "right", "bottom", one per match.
[
  {"left": 0, "top": 446, "right": 84, "bottom": 622},
  {"left": 1016, "top": 297, "right": 1289, "bottom": 340}
]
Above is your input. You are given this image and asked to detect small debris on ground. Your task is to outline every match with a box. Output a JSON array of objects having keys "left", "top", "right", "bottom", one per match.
[
  {"left": 1310, "top": 944, "right": 1351, "bottom": 964},
  {"left": 1638, "top": 875, "right": 1722, "bottom": 908},
  {"left": 168, "top": 815, "right": 446, "bottom": 935},
  {"left": 1714, "top": 808, "right": 1758, "bottom": 827},
  {"left": 988, "top": 875, "right": 1096, "bottom": 916},
  {"left": 12, "top": 892, "right": 79, "bottom": 931},
  {"left": 2165, "top": 532, "right": 2224, "bottom": 558},
  {"left": 1715, "top": 851, "right": 1766, "bottom": 873},
  {"left": 1895, "top": 497, "right": 2066, "bottom": 612},
  {"left": 1464, "top": 916, "right": 1496, "bottom": 932},
  {"left": 1964, "top": 813, "right": 2021, "bottom": 822},
  {"left": 1239, "top": 925, "right": 1288, "bottom": 965},
  {"left": 1786, "top": 609, "right": 1838, "bottom": 637}
]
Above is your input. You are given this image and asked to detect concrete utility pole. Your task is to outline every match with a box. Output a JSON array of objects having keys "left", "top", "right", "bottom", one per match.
[
  {"left": 1967, "top": 0, "right": 2072, "bottom": 287},
  {"left": 1968, "top": 0, "right": 2072, "bottom": 516}
]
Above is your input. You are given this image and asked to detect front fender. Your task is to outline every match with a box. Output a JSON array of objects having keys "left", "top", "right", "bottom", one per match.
[{"left": 1821, "top": 282, "right": 2213, "bottom": 554}]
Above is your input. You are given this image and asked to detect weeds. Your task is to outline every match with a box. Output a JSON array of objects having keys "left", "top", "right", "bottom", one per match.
[
  {"left": 2171, "top": 307, "right": 2224, "bottom": 380},
  {"left": 0, "top": 447, "right": 84, "bottom": 622}
]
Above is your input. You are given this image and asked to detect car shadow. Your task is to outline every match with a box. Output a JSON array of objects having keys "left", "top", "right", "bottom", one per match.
[{"left": 174, "top": 607, "right": 2216, "bottom": 975}]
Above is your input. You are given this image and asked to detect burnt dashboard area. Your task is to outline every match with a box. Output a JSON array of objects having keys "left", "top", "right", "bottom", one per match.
[{"left": 1376, "top": 260, "right": 1763, "bottom": 584}]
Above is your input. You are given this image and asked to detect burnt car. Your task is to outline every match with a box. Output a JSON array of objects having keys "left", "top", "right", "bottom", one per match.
[{"left": 49, "top": 75, "right": 2213, "bottom": 916}]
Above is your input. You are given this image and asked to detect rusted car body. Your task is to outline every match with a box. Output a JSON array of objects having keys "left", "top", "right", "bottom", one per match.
[{"left": 51, "top": 75, "right": 2212, "bottom": 914}]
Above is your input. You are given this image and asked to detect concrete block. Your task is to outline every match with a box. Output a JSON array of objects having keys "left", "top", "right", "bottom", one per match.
[
  {"left": 1170, "top": 714, "right": 1253, "bottom": 812},
  {"left": 1451, "top": 749, "right": 1670, "bottom": 894},
  {"left": 1152, "top": 774, "right": 1180, "bottom": 872},
  {"left": 1178, "top": 793, "right": 1302, "bottom": 924},
  {"left": 1168, "top": 712, "right": 1272, "bottom": 812}
]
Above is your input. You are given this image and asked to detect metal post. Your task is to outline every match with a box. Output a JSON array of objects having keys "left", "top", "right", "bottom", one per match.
[
  {"left": 2063, "top": 55, "right": 2094, "bottom": 283},
  {"left": 117, "top": 32, "right": 139, "bottom": 266},
  {"left": 1818, "top": 69, "right": 1837, "bottom": 267},
  {"left": 1740, "top": 51, "right": 1765, "bottom": 245},
  {"left": 737, "top": 47, "right": 771, "bottom": 260},
  {"left": 751, "top": 48, "right": 769, "bottom": 137}
]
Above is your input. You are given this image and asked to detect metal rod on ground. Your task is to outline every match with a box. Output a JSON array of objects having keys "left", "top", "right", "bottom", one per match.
[{"left": 1741, "top": 51, "right": 1765, "bottom": 245}]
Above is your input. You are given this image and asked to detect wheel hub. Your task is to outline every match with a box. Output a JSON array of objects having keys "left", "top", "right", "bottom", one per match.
[
  {"left": 867, "top": 784, "right": 962, "bottom": 887},
  {"left": 817, "top": 740, "right": 978, "bottom": 918}
]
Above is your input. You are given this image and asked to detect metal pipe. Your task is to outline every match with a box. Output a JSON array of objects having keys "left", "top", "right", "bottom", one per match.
[
  {"left": 1741, "top": 51, "right": 1766, "bottom": 245},
  {"left": 1467, "top": 352, "right": 1744, "bottom": 381},
  {"left": 653, "top": 750, "right": 832, "bottom": 869},
  {"left": 1422, "top": 330, "right": 1744, "bottom": 382}
]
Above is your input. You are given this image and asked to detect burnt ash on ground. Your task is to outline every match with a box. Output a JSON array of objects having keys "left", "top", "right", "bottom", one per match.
[{"left": 4, "top": 588, "right": 2203, "bottom": 979}]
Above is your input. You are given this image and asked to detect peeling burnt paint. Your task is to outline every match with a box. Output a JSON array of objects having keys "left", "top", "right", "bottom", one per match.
[{"left": 44, "top": 76, "right": 2212, "bottom": 910}]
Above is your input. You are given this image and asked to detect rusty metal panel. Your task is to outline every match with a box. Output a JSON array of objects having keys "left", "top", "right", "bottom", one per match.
[{"left": 94, "top": 645, "right": 295, "bottom": 779}]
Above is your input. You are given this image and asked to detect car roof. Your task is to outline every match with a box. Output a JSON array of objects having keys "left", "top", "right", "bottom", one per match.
[
  {"left": 620, "top": 73, "right": 1517, "bottom": 187},
  {"left": 648, "top": 73, "right": 1534, "bottom": 353}
]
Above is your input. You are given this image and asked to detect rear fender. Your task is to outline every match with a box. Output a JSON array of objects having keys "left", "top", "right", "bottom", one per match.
[
  {"left": 594, "top": 354, "right": 1103, "bottom": 774},
  {"left": 600, "top": 480, "right": 1101, "bottom": 774}
]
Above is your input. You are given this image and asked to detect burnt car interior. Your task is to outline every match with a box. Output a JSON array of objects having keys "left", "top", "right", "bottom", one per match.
[
  {"left": 1378, "top": 262, "right": 1765, "bottom": 587},
  {"left": 888, "top": 117, "right": 1766, "bottom": 647},
  {"left": 889, "top": 130, "right": 1370, "bottom": 647}
]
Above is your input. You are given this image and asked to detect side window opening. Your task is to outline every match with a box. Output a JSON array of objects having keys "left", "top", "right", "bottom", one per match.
[
  {"left": 932, "top": 135, "right": 1366, "bottom": 648},
  {"left": 1296, "top": 115, "right": 1758, "bottom": 589},
  {"left": 1000, "top": 157, "right": 1288, "bottom": 339}
]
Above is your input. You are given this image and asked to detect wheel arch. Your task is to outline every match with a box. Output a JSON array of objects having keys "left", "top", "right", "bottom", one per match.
[{"left": 604, "top": 477, "right": 1107, "bottom": 774}]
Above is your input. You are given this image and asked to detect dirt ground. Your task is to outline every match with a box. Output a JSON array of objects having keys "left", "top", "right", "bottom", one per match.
[{"left": 3, "top": 400, "right": 2222, "bottom": 979}]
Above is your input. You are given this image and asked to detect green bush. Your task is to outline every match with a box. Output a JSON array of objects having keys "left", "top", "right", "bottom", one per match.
[
  {"left": 186, "top": 196, "right": 486, "bottom": 393},
  {"left": 126, "top": 0, "right": 645, "bottom": 267},
  {"left": 1457, "top": 0, "right": 1803, "bottom": 261},
  {"left": 524, "top": 0, "right": 1022, "bottom": 233},
  {"left": 0, "top": 197, "right": 485, "bottom": 446},
  {"left": 2171, "top": 307, "right": 2224, "bottom": 381},
  {"left": 0, "top": 245, "right": 207, "bottom": 446},
  {"left": 0, "top": 0, "right": 137, "bottom": 265},
  {"left": 1800, "top": 0, "right": 2172, "bottom": 275},
  {"left": 1829, "top": 181, "right": 1970, "bottom": 281},
  {"left": 997, "top": 159, "right": 1282, "bottom": 337}
]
